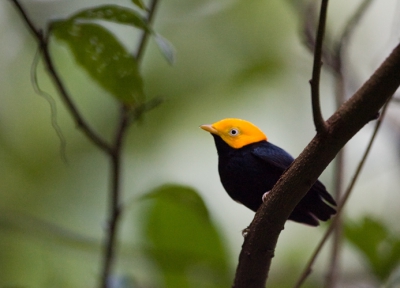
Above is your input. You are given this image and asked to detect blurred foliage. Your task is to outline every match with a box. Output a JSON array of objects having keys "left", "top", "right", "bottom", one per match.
[
  {"left": 141, "top": 184, "right": 231, "bottom": 287},
  {"left": 345, "top": 216, "right": 400, "bottom": 285}
]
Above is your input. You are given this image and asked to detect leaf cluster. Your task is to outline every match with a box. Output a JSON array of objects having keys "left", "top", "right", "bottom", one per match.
[{"left": 50, "top": 3, "right": 174, "bottom": 106}]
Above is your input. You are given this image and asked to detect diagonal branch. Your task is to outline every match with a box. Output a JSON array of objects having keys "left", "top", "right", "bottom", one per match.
[
  {"left": 333, "top": 0, "right": 373, "bottom": 69},
  {"left": 310, "top": 0, "right": 329, "bottom": 133},
  {"left": 294, "top": 99, "right": 391, "bottom": 288},
  {"left": 233, "top": 42, "right": 400, "bottom": 288},
  {"left": 10, "top": 0, "right": 112, "bottom": 154}
]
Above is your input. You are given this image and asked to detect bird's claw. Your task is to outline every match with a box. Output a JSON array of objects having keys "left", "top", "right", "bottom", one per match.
[{"left": 262, "top": 190, "right": 271, "bottom": 203}]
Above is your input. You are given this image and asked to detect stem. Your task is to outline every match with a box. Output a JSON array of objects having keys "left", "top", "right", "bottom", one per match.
[
  {"left": 310, "top": 0, "right": 329, "bottom": 133},
  {"left": 324, "top": 77, "right": 345, "bottom": 288},
  {"left": 136, "top": 0, "right": 160, "bottom": 63},
  {"left": 325, "top": 3, "right": 373, "bottom": 285},
  {"left": 100, "top": 106, "right": 130, "bottom": 288},
  {"left": 333, "top": 0, "right": 373, "bottom": 63}
]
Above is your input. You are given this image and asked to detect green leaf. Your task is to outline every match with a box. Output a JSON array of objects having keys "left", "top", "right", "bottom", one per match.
[
  {"left": 153, "top": 33, "right": 176, "bottom": 65},
  {"left": 66, "top": 5, "right": 175, "bottom": 66},
  {"left": 131, "top": 0, "right": 147, "bottom": 10},
  {"left": 345, "top": 216, "right": 400, "bottom": 281},
  {"left": 70, "top": 5, "right": 150, "bottom": 32},
  {"left": 51, "top": 21, "right": 144, "bottom": 105},
  {"left": 141, "top": 184, "right": 231, "bottom": 288}
]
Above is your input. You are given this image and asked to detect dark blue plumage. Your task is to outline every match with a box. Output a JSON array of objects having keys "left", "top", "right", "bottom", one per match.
[{"left": 212, "top": 134, "right": 336, "bottom": 226}]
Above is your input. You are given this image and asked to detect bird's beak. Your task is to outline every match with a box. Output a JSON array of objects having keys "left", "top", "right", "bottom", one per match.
[{"left": 200, "top": 124, "right": 218, "bottom": 135}]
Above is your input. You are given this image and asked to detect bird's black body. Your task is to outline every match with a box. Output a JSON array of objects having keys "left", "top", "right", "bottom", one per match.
[{"left": 211, "top": 134, "right": 336, "bottom": 226}]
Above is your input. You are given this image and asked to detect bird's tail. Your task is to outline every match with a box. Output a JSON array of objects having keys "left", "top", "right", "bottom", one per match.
[{"left": 289, "top": 180, "right": 337, "bottom": 226}]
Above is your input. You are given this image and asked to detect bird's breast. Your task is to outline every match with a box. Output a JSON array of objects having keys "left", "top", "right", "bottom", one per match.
[{"left": 217, "top": 151, "right": 279, "bottom": 211}]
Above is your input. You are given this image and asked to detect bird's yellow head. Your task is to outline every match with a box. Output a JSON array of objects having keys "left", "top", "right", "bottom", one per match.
[{"left": 200, "top": 118, "right": 267, "bottom": 149}]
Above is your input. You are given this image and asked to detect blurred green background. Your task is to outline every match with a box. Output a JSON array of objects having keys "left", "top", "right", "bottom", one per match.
[{"left": 1, "top": 0, "right": 400, "bottom": 287}]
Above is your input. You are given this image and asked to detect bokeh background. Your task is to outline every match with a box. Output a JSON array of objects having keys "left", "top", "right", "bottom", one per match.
[{"left": 1, "top": 0, "right": 400, "bottom": 287}]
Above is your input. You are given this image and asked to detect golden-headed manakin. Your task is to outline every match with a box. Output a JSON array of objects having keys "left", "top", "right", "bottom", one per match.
[{"left": 201, "top": 118, "right": 336, "bottom": 226}]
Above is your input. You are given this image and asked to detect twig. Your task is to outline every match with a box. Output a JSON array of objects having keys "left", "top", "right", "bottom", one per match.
[
  {"left": 325, "top": 73, "right": 346, "bottom": 288},
  {"left": 10, "top": 0, "right": 112, "bottom": 154},
  {"left": 325, "top": 3, "right": 373, "bottom": 286},
  {"left": 98, "top": 95, "right": 163, "bottom": 288},
  {"left": 293, "top": 100, "right": 391, "bottom": 288},
  {"left": 1, "top": 208, "right": 100, "bottom": 252},
  {"left": 10, "top": 0, "right": 42, "bottom": 40},
  {"left": 301, "top": 3, "right": 338, "bottom": 78},
  {"left": 333, "top": 0, "right": 373, "bottom": 69},
  {"left": 100, "top": 106, "right": 130, "bottom": 288},
  {"left": 326, "top": 148, "right": 344, "bottom": 288},
  {"left": 136, "top": 0, "right": 160, "bottom": 63},
  {"left": 310, "top": 0, "right": 329, "bottom": 133}
]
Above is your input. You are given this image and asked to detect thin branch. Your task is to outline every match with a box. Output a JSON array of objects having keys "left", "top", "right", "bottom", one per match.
[
  {"left": 1, "top": 208, "right": 100, "bottom": 252},
  {"left": 325, "top": 3, "right": 373, "bottom": 285},
  {"left": 10, "top": 0, "right": 42, "bottom": 40},
  {"left": 136, "top": 0, "right": 160, "bottom": 63},
  {"left": 100, "top": 106, "right": 130, "bottom": 288},
  {"left": 294, "top": 100, "right": 391, "bottom": 288},
  {"left": 233, "top": 42, "right": 400, "bottom": 288},
  {"left": 334, "top": 0, "right": 373, "bottom": 67},
  {"left": 325, "top": 70, "right": 346, "bottom": 288},
  {"left": 302, "top": 3, "right": 338, "bottom": 77},
  {"left": 325, "top": 149, "right": 344, "bottom": 288},
  {"left": 10, "top": 0, "right": 112, "bottom": 154},
  {"left": 98, "top": 96, "right": 164, "bottom": 288},
  {"left": 310, "top": 0, "right": 329, "bottom": 133}
]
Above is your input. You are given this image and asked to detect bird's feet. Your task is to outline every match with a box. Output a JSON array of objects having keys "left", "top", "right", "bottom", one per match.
[
  {"left": 262, "top": 190, "right": 271, "bottom": 203},
  {"left": 242, "top": 227, "right": 250, "bottom": 238}
]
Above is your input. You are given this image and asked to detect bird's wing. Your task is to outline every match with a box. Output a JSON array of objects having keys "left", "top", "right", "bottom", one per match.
[{"left": 250, "top": 142, "right": 294, "bottom": 173}]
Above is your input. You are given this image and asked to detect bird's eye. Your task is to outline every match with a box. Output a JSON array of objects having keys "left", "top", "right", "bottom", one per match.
[{"left": 229, "top": 128, "right": 239, "bottom": 136}]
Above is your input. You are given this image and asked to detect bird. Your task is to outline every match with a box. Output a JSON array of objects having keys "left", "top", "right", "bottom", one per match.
[{"left": 200, "top": 118, "right": 336, "bottom": 226}]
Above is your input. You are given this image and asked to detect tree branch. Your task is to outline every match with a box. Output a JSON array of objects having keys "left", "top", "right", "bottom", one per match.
[
  {"left": 233, "top": 42, "right": 400, "bottom": 288},
  {"left": 310, "top": 0, "right": 329, "bottom": 133}
]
